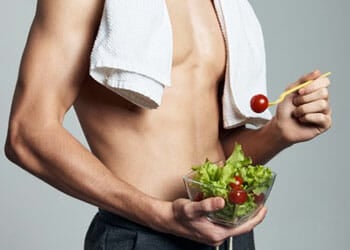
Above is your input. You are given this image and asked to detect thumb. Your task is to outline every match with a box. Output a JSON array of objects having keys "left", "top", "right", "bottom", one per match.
[{"left": 187, "top": 197, "right": 225, "bottom": 218}]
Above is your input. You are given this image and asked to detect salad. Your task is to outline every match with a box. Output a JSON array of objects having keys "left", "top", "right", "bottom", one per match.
[{"left": 190, "top": 143, "right": 275, "bottom": 224}]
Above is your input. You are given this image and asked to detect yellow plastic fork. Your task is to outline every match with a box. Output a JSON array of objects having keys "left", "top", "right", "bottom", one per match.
[{"left": 268, "top": 72, "right": 332, "bottom": 106}]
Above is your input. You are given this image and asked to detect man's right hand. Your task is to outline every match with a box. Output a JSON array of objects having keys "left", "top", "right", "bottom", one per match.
[{"left": 158, "top": 197, "right": 267, "bottom": 247}]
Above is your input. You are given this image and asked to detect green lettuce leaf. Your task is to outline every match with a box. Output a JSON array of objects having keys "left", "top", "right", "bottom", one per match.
[{"left": 191, "top": 143, "right": 274, "bottom": 222}]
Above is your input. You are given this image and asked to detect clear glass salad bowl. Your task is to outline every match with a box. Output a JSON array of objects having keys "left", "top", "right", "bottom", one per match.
[{"left": 183, "top": 170, "right": 276, "bottom": 227}]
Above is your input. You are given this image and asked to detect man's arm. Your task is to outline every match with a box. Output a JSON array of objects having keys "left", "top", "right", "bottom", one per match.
[
  {"left": 220, "top": 120, "right": 289, "bottom": 165},
  {"left": 220, "top": 70, "right": 332, "bottom": 164},
  {"left": 5, "top": 1, "right": 267, "bottom": 246},
  {"left": 4, "top": 0, "right": 166, "bottom": 227}
]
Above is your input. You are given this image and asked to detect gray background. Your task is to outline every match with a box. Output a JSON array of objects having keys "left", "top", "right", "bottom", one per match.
[{"left": 0, "top": 1, "right": 348, "bottom": 249}]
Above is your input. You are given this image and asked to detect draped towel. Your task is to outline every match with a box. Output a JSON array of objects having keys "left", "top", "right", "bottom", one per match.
[{"left": 90, "top": 0, "right": 272, "bottom": 128}]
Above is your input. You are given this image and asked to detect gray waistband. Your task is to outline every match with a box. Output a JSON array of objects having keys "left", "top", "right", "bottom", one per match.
[{"left": 98, "top": 209, "right": 159, "bottom": 234}]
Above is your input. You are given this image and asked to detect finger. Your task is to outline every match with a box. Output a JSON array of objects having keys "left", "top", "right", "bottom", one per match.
[
  {"left": 184, "top": 197, "right": 225, "bottom": 219},
  {"left": 226, "top": 206, "right": 268, "bottom": 237},
  {"left": 298, "top": 113, "right": 332, "bottom": 130},
  {"left": 293, "top": 87, "right": 329, "bottom": 106},
  {"left": 298, "top": 77, "right": 330, "bottom": 96},
  {"left": 293, "top": 99, "right": 330, "bottom": 118},
  {"left": 212, "top": 241, "right": 225, "bottom": 247},
  {"left": 287, "top": 70, "right": 321, "bottom": 90},
  {"left": 297, "top": 69, "right": 321, "bottom": 84}
]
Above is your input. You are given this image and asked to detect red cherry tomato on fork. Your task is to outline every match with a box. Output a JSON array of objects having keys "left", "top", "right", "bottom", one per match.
[{"left": 250, "top": 94, "right": 269, "bottom": 113}]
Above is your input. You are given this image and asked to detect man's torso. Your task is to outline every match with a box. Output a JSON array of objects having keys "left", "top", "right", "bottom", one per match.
[{"left": 74, "top": 0, "right": 227, "bottom": 201}]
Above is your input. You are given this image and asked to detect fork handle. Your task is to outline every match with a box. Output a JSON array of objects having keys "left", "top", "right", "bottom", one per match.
[
  {"left": 269, "top": 71, "right": 331, "bottom": 106},
  {"left": 283, "top": 72, "right": 331, "bottom": 97}
]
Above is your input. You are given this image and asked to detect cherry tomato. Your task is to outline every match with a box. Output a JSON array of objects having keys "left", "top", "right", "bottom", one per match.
[
  {"left": 254, "top": 193, "right": 265, "bottom": 204},
  {"left": 250, "top": 94, "right": 269, "bottom": 113},
  {"left": 194, "top": 191, "right": 204, "bottom": 201},
  {"left": 228, "top": 190, "right": 248, "bottom": 204},
  {"left": 229, "top": 176, "right": 244, "bottom": 190}
]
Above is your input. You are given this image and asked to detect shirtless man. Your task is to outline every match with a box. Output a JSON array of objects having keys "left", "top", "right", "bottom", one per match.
[{"left": 5, "top": 1, "right": 332, "bottom": 249}]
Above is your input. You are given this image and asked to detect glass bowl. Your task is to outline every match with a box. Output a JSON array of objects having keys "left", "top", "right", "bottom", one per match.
[{"left": 183, "top": 170, "right": 276, "bottom": 227}]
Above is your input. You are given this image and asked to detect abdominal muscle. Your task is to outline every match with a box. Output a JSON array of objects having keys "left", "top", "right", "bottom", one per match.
[{"left": 74, "top": 0, "right": 227, "bottom": 201}]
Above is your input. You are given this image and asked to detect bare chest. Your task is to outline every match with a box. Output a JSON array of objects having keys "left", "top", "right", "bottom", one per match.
[{"left": 166, "top": 0, "right": 226, "bottom": 77}]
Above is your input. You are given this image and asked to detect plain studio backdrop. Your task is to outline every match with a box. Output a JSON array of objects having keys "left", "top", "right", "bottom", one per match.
[{"left": 0, "top": 1, "right": 349, "bottom": 250}]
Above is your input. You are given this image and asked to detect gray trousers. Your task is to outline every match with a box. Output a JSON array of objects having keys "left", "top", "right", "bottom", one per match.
[{"left": 84, "top": 209, "right": 255, "bottom": 250}]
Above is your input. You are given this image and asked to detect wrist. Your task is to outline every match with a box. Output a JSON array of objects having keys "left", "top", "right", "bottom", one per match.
[
  {"left": 263, "top": 116, "right": 294, "bottom": 149},
  {"left": 145, "top": 199, "right": 175, "bottom": 234}
]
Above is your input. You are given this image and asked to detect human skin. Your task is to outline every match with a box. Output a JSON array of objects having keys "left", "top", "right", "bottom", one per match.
[{"left": 4, "top": 0, "right": 332, "bottom": 247}]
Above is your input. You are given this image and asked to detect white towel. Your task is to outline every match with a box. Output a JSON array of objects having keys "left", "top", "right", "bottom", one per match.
[{"left": 90, "top": 0, "right": 272, "bottom": 128}]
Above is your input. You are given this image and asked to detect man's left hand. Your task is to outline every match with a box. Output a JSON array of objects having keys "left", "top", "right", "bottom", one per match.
[{"left": 274, "top": 70, "right": 332, "bottom": 143}]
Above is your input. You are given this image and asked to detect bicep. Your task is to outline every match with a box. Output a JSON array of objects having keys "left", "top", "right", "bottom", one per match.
[{"left": 12, "top": 0, "right": 103, "bottom": 123}]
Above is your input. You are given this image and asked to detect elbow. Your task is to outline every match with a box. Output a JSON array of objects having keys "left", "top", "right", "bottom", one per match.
[
  {"left": 5, "top": 118, "right": 59, "bottom": 177},
  {"left": 4, "top": 120, "right": 27, "bottom": 167},
  {"left": 4, "top": 138, "right": 17, "bottom": 164},
  {"left": 4, "top": 117, "right": 45, "bottom": 174}
]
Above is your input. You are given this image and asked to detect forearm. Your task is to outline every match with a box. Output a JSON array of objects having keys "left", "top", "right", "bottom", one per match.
[
  {"left": 220, "top": 117, "right": 292, "bottom": 164},
  {"left": 5, "top": 121, "right": 167, "bottom": 230}
]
